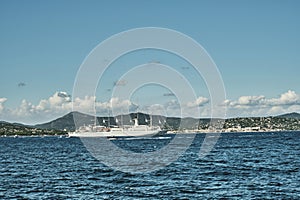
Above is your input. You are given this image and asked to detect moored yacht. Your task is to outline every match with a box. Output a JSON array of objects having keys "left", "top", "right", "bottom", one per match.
[{"left": 68, "top": 118, "right": 162, "bottom": 138}]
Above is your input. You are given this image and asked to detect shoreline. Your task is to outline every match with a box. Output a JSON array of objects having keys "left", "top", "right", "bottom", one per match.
[
  {"left": 2, "top": 130, "right": 300, "bottom": 138},
  {"left": 167, "top": 129, "right": 300, "bottom": 134}
]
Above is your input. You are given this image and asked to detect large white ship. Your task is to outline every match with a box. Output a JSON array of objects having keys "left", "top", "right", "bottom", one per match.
[{"left": 68, "top": 118, "right": 162, "bottom": 138}]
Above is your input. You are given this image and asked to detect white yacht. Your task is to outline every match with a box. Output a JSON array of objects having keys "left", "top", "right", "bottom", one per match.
[{"left": 68, "top": 118, "right": 161, "bottom": 138}]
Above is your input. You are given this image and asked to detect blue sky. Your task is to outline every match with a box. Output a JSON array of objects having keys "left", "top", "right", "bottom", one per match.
[{"left": 0, "top": 0, "right": 300, "bottom": 124}]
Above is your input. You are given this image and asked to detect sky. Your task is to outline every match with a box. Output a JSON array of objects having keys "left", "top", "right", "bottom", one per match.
[{"left": 0, "top": 0, "right": 300, "bottom": 124}]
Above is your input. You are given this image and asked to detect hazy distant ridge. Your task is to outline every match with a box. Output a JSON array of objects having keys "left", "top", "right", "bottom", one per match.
[{"left": 277, "top": 112, "right": 300, "bottom": 119}]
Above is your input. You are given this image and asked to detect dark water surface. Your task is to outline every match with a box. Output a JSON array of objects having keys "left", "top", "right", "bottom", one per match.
[{"left": 1, "top": 131, "right": 299, "bottom": 199}]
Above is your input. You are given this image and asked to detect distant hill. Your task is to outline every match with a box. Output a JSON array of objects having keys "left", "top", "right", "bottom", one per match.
[
  {"left": 277, "top": 112, "right": 300, "bottom": 119},
  {"left": 0, "top": 121, "right": 65, "bottom": 136},
  {"left": 0, "top": 121, "right": 28, "bottom": 128},
  {"left": 35, "top": 111, "right": 94, "bottom": 131}
]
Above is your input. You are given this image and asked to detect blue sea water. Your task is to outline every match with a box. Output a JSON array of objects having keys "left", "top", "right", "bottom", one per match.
[{"left": 0, "top": 131, "right": 299, "bottom": 199}]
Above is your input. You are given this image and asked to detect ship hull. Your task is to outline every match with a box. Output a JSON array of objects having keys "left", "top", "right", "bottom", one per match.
[{"left": 68, "top": 129, "right": 161, "bottom": 138}]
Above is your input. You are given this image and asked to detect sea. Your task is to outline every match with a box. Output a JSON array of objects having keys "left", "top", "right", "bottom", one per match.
[{"left": 0, "top": 131, "right": 299, "bottom": 199}]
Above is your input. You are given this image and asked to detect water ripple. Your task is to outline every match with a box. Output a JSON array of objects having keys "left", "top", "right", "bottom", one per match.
[{"left": 0, "top": 131, "right": 299, "bottom": 199}]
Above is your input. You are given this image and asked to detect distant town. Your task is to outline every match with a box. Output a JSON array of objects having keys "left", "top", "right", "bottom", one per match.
[
  {"left": 0, "top": 121, "right": 66, "bottom": 137},
  {"left": 183, "top": 115, "right": 300, "bottom": 133}
]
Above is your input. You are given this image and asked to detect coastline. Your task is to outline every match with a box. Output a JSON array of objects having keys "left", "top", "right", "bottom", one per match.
[{"left": 2, "top": 130, "right": 300, "bottom": 138}]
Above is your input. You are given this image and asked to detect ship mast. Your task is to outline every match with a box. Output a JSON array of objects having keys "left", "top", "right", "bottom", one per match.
[{"left": 94, "top": 98, "right": 97, "bottom": 127}]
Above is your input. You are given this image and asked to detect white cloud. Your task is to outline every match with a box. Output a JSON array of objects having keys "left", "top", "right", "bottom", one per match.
[
  {"left": 0, "top": 92, "right": 74, "bottom": 124},
  {"left": 268, "top": 106, "right": 284, "bottom": 115},
  {"left": 225, "top": 90, "right": 300, "bottom": 108},
  {"left": 146, "top": 104, "right": 167, "bottom": 116},
  {"left": 72, "top": 95, "right": 95, "bottom": 114},
  {"left": 35, "top": 91, "right": 72, "bottom": 113},
  {"left": 100, "top": 97, "right": 132, "bottom": 115},
  {"left": 12, "top": 99, "right": 34, "bottom": 117},
  {"left": 186, "top": 97, "right": 209, "bottom": 108},
  {"left": 267, "top": 90, "right": 300, "bottom": 106},
  {"left": 237, "top": 95, "right": 265, "bottom": 106},
  {"left": 0, "top": 97, "right": 7, "bottom": 113},
  {"left": 225, "top": 90, "right": 300, "bottom": 117}
]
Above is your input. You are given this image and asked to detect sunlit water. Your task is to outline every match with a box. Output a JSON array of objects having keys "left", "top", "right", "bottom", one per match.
[{"left": 1, "top": 131, "right": 299, "bottom": 199}]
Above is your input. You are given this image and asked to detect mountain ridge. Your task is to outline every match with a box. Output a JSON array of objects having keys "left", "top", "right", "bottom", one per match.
[{"left": 277, "top": 112, "right": 300, "bottom": 119}]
